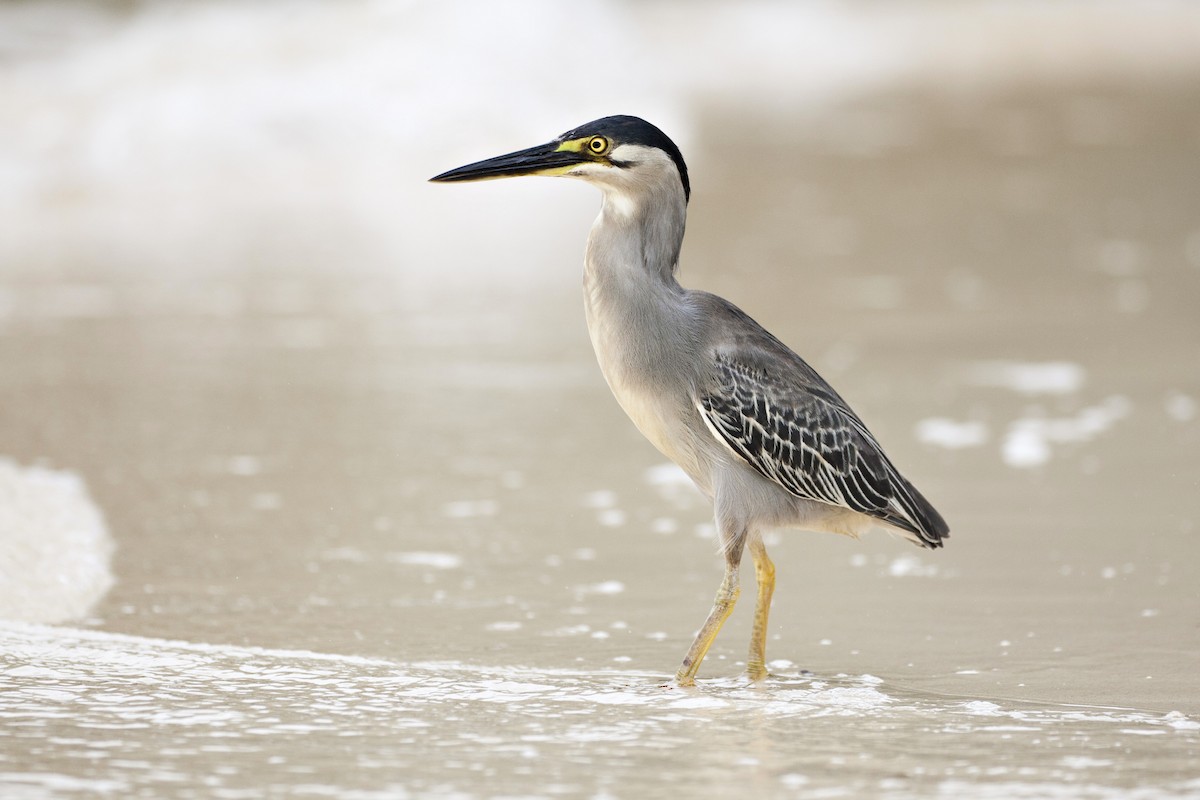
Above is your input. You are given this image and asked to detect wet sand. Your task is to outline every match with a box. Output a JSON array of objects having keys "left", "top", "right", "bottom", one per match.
[{"left": 1, "top": 2, "right": 1199, "bottom": 797}]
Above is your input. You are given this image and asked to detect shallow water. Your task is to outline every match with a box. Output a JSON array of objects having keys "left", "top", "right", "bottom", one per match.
[
  {"left": 2, "top": 1, "right": 1199, "bottom": 797},
  {"left": 3, "top": 622, "right": 1198, "bottom": 799}
]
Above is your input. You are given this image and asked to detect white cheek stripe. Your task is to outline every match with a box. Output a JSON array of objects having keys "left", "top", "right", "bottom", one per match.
[{"left": 568, "top": 143, "right": 682, "bottom": 219}]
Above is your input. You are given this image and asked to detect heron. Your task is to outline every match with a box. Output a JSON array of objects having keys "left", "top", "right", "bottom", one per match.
[{"left": 431, "top": 115, "right": 949, "bottom": 685}]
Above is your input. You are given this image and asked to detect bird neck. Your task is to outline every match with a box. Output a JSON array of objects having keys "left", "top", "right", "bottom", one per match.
[
  {"left": 585, "top": 183, "right": 688, "bottom": 288},
  {"left": 581, "top": 181, "right": 693, "bottom": 383},
  {"left": 580, "top": 181, "right": 702, "bottom": 479}
]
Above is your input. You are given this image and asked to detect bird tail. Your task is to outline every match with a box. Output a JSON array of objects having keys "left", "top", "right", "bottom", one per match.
[{"left": 887, "top": 477, "right": 950, "bottom": 549}]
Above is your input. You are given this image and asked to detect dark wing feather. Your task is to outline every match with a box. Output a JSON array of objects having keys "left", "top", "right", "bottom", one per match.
[{"left": 699, "top": 352, "right": 948, "bottom": 548}]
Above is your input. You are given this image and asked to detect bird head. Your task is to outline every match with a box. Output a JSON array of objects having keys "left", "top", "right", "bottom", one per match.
[{"left": 430, "top": 115, "right": 690, "bottom": 208}]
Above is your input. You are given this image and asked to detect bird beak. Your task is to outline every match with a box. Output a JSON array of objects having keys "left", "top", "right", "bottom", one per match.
[{"left": 429, "top": 139, "right": 588, "bottom": 184}]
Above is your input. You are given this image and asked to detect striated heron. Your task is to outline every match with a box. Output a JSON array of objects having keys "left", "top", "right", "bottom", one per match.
[{"left": 431, "top": 115, "right": 949, "bottom": 685}]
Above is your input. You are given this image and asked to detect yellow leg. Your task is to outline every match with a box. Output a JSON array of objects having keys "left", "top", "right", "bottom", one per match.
[
  {"left": 745, "top": 537, "right": 776, "bottom": 681},
  {"left": 674, "top": 562, "right": 740, "bottom": 686}
]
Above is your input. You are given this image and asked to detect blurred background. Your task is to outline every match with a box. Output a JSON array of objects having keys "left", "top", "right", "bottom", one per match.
[{"left": 1, "top": 0, "right": 1199, "bottom": 796}]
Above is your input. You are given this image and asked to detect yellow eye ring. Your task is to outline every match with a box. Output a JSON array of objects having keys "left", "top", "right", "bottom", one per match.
[{"left": 588, "top": 136, "right": 610, "bottom": 155}]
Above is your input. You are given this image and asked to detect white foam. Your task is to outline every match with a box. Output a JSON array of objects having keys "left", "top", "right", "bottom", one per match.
[
  {"left": 643, "top": 463, "right": 692, "bottom": 488},
  {"left": 916, "top": 418, "right": 989, "bottom": 449},
  {"left": 440, "top": 499, "right": 498, "bottom": 519},
  {"left": 225, "top": 455, "right": 262, "bottom": 476},
  {"left": 644, "top": 463, "right": 704, "bottom": 510},
  {"left": 886, "top": 555, "right": 941, "bottom": 578},
  {"left": 1002, "top": 396, "right": 1131, "bottom": 468},
  {"left": 1165, "top": 392, "right": 1196, "bottom": 422},
  {"left": 583, "top": 490, "right": 617, "bottom": 509},
  {"left": 387, "top": 551, "right": 462, "bottom": 570},
  {"left": 0, "top": 458, "right": 114, "bottom": 624},
  {"left": 582, "top": 581, "right": 626, "bottom": 596},
  {"left": 2, "top": 621, "right": 1197, "bottom": 798},
  {"left": 967, "top": 361, "right": 1086, "bottom": 396},
  {"left": 596, "top": 509, "right": 627, "bottom": 528},
  {"left": 4, "top": 621, "right": 1198, "bottom": 734}
]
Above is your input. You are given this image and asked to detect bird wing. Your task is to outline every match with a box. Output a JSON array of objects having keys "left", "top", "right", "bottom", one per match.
[{"left": 697, "top": 352, "right": 947, "bottom": 547}]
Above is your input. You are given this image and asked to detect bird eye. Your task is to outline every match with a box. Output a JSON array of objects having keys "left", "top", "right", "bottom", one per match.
[{"left": 588, "top": 136, "right": 609, "bottom": 155}]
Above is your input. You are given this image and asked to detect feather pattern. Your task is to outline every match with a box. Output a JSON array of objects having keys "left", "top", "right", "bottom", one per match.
[{"left": 698, "top": 350, "right": 948, "bottom": 548}]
